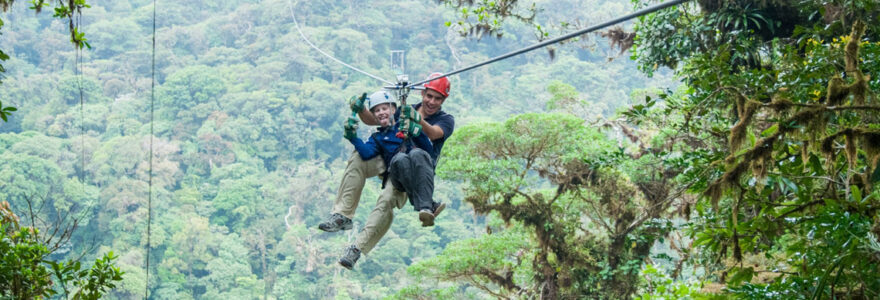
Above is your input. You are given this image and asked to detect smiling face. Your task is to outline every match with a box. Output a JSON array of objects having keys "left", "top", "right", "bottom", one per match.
[
  {"left": 420, "top": 89, "right": 446, "bottom": 116},
  {"left": 370, "top": 103, "right": 396, "bottom": 127}
]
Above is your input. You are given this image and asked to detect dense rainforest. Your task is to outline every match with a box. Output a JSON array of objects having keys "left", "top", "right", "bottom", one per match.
[{"left": 1, "top": 0, "right": 879, "bottom": 299}]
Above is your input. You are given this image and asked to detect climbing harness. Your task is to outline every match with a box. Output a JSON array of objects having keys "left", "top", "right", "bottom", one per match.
[{"left": 390, "top": 74, "right": 412, "bottom": 140}]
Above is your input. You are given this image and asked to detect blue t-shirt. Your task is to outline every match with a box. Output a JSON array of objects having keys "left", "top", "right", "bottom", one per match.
[{"left": 395, "top": 103, "right": 455, "bottom": 159}]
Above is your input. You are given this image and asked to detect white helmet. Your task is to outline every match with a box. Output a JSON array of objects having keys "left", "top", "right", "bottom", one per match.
[{"left": 368, "top": 90, "right": 396, "bottom": 110}]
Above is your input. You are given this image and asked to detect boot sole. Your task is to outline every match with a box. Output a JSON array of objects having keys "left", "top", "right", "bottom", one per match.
[
  {"left": 433, "top": 203, "right": 446, "bottom": 218},
  {"left": 339, "top": 259, "right": 354, "bottom": 270},
  {"left": 318, "top": 222, "right": 353, "bottom": 232},
  {"left": 419, "top": 211, "right": 435, "bottom": 227}
]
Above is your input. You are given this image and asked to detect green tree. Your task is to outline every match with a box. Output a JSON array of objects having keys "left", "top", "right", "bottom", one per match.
[
  {"left": 1, "top": 0, "right": 92, "bottom": 120},
  {"left": 439, "top": 0, "right": 880, "bottom": 297},
  {"left": 404, "top": 226, "right": 533, "bottom": 299},
  {"left": 156, "top": 65, "right": 227, "bottom": 139},
  {"left": 1, "top": 200, "right": 124, "bottom": 299},
  {"left": 425, "top": 113, "right": 683, "bottom": 298},
  {"left": 1, "top": 0, "right": 689, "bottom": 298},
  {"left": 0, "top": 151, "right": 65, "bottom": 210},
  {"left": 629, "top": 1, "right": 880, "bottom": 297}
]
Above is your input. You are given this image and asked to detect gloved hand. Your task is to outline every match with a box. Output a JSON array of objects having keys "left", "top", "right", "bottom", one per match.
[
  {"left": 343, "top": 116, "right": 358, "bottom": 139},
  {"left": 348, "top": 93, "right": 368, "bottom": 113},
  {"left": 400, "top": 105, "right": 422, "bottom": 124},
  {"left": 399, "top": 116, "right": 422, "bottom": 138}
]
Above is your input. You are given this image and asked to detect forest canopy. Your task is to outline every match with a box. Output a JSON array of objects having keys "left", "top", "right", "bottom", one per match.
[{"left": 1, "top": 0, "right": 879, "bottom": 299}]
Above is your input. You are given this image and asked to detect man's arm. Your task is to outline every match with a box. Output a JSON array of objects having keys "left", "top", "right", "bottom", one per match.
[
  {"left": 357, "top": 108, "right": 379, "bottom": 126},
  {"left": 411, "top": 131, "right": 434, "bottom": 156},
  {"left": 419, "top": 118, "right": 445, "bottom": 141},
  {"left": 419, "top": 109, "right": 454, "bottom": 142}
]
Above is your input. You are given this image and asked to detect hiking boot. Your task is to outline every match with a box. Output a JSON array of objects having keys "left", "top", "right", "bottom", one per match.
[
  {"left": 338, "top": 245, "right": 361, "bottom": 270},
  {"left": 432, "top": 201, "right": 446, "bottom": 218},
  {"left": 419, "top": 209, "right": 435, "bottom": 227},
  {"left": 318, "top": 213, "right": 352, "bottom": 232}
]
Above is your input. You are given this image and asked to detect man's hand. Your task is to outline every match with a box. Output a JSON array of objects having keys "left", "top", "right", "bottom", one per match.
[
  {"left": 399, "top": 117, "right": 422, "bottom": 137},
  {"left": 400, "top": 105, "right": 422, "bottom": 124},
  {"left": 348, "top": 93, "right": 368, "bottom": 113},
  {"left": 343, "top": 116, "right": 358, "bottom": 139}
]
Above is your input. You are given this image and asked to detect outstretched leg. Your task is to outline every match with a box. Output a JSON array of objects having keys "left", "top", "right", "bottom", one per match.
[
  {"left": 407, "top": 148, "right": 435, "bottom": 212},
  {"left": 320, "top": 151, "right": 384, "bottom": 232},
  {"left": 389, "top": 152, "right": 416, "bottom": 207},
  {"left": 340, "top": 183, "right": 405, "bottom": 269},
  {"left": 354, "top": 183, "right": 405, "bottom": 255},
  {"left": 333, "top": 151, "right": 385, "bottom": 218},
  {"left": 389, "top": 149, "right": 438, "bottom": 226}
]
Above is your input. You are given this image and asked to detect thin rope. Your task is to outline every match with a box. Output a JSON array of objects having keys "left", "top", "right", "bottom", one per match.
[
  {"left": 144, "top": 0, "right": 156, "bottom": 297},
  {"left": 286, "top": 0, "right": 394, "bottom": 85},
  {"left": 407, "top": 0, "right": 691, "bottom": 88},
  {"left": 76, "top": 11, "right": 85, "bottom": 188},
  {"left": 73, "top": 15, "right": 87, "bottom": 300}
]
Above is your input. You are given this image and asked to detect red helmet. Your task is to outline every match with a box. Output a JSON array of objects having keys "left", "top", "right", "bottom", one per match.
[{"left": 423, "top": 72, "right": 450, "bottom": 97}]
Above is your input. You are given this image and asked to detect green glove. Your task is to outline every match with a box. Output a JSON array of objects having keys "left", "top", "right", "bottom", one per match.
[
  {"left": 400, "top": 105, "right": 422, "bottom": 123},
  {"left": 343, "top": 116, "right": 358, "bottom": 139},
  {"left": 348, "top": 93, "right": 368, "bottom": 113},
  {"left": 399, "top": 117, "right": 422, "bottom": 137}
]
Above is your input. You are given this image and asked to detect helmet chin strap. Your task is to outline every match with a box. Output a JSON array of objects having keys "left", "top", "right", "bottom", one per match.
[{"left": 386, "top": 114, "right": 396, "bottom": 128}]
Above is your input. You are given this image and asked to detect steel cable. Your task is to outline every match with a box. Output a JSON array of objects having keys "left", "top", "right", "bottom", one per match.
[
  {"left": 406, "top": 0, "right": 691, "bottom": 88},
  {"left": 144, "top": 0, "right": 156, "bottom": 297},
  {"left": 287, "top": 0, "right": 394, "bottom": 85}
]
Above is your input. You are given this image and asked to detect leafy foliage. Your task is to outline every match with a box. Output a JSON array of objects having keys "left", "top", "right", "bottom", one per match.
[
  {"left": 430, "top": 113, "right": 685, "bottom": 298},
  {"left": 432, "top": 0, "right": 880, "bottom": 298},
  {"left": 436, "top": 0, "right": 538, "bottom": 39},
  {"left": 635, "top": 264, "right": 710, "bottom": 300},
  {"left": 0, "top": 218, "right": 54, "bottom": 298},
  {"left": 630, "top": 1, "right": 880, "bottom": 298},
  {"left": 0, "top": 0, "right": 676, "bottom": 298},
  {"left": 1, "top": 201, "right": 123, "bottom": 299},
  {"left": 0, "top": 0, "right": 91, "bottom": 121},
  {"left": 405, "top": 227, "right": 533, "bottom": 299},
  {"left": 0, "top": 100, "right": 16, "bottom": 122}
]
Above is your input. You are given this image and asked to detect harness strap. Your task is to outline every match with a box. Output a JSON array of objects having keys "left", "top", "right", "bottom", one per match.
[{"left": 380, "top": 171, "right": 389, "bottom": 189}]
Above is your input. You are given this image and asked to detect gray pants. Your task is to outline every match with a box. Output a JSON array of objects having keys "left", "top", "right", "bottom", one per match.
[{"left": 388, "top": 148, "right": 435, "bottom": 211}]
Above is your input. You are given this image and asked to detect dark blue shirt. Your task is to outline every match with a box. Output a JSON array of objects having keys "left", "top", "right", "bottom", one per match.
[
  {"left": 348, "top": 122, "right": 434, "bottom": 168},
  {"left": 394, "top": 103, "right": 455, "bottom": 159}
]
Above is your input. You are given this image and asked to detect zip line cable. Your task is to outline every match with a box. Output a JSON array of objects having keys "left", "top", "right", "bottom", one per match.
[
  {"left": 287, "top": 0, "right": 394, "bottom": 85},
  {"left": 144, "top": 0, "right": 156, "bottom": 297},
  {"left": 406, "top": 0, "right": 691, "bottom": 88},
  {"left": 287, "top": 0, "right": 689, "bottom": 90}
]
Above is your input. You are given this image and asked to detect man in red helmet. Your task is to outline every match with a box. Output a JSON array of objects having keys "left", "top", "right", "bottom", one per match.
[
  {"left": 360, "top": 72, "right": 453, "bottom": 156},
  {"left": 317, "top": 73, "right": 455, "bottom": 270}
]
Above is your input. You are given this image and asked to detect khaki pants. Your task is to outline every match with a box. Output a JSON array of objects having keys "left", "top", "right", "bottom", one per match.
[{"left": 332, "top": 151, "right": 406, "bottom": 255}]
